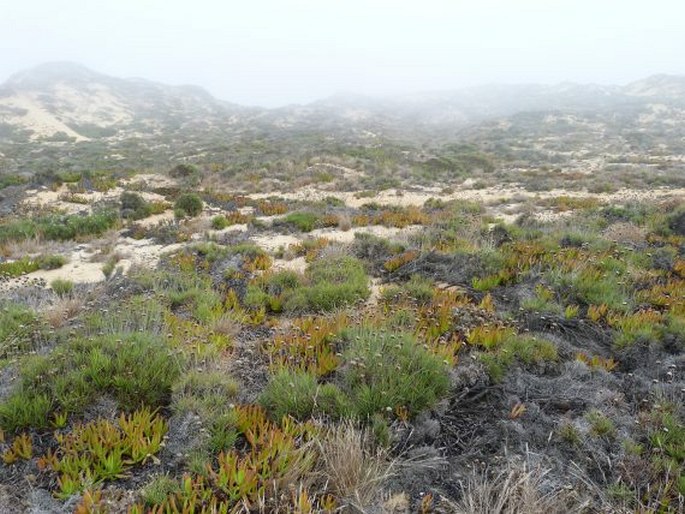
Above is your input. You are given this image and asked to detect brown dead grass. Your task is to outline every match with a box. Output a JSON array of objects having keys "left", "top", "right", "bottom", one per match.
[
  {"left": 444, "top": 462, "right": 591, "bottom": 514},
  {"left": 317, "top": 422, "right": 397, "bottom": 511},
  {"left": 45, "top": 295, "right": 85, "bottom": 328}
]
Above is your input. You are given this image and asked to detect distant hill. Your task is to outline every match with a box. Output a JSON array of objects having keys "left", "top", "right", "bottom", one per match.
[
  {"left": 0, "top": 62, "right": 683, "bottom": 177},
  {"left": 624, "top": 74, "right": 685, "bottom": 100},
  {"left": 0, "top": 62, "right": 244, "bottom": 142},
  {"left": 2, "top": 62, "right": 684, "bottom": 143}
]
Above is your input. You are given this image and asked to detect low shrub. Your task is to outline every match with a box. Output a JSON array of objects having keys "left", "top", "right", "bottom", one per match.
[
  {"left": 169, "top": 163, "right": 199, "bottom": 179},
  {"left": 586, "top": 409, "right": 616, "bottom": 439},
  {"left": 0, "top": 333, "right": 181, "bottom": 432},
  {"left": 284, "top": 211, "right": 320, "bottom": 232},
  {"left": 469, "top": 326, "right": 558, "bottom": 382},
  {"left": 0, "top": 254, "right": 66, "bottom": 277},
  {"left": 40, "top": 408, "right": 167, "bottom": 498},
  {"left": 174, "top": 193, "right": 203, "bottom": 218},
  {"left": 0, "top": 174, "right": 28, "bottom": 190},
  {"left": 259, "top": 369, "right": 349, "bottom": 421},
  {"left": 211, "top": 215, "right": 229, "bottom": 230},
  {"left": 50, "top": 278, "right": 74, "bottom": 297},
  {"left": 0, "top": 304, "right": 44, "bottom": 359},
  {"left": 136, "top": 405, "right": 319, "bottom": 512},
  {"left": 245, "top": 255, "right": 369, "bottom": 313},
  {"left": 0, "top": 210, "right": 119, "bottom": 244},
  {"left": 120, "top": 191, "right": 152, "bottom": 220},
  {"left": 341, "top": 327, "right": 450, "bottom": 419}
]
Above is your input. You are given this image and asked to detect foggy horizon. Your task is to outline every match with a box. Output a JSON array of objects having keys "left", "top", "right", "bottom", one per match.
[{"left": 2, "top": 0, "right": 684, "bottom": 107}]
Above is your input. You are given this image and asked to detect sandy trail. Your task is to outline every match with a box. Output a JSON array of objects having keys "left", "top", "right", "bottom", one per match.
[
  {"left": 308, "top": 225, "right": 421, "bottom": 243},
  {"left": 247, "top": 185, "right": 685, "bottom": 209}
]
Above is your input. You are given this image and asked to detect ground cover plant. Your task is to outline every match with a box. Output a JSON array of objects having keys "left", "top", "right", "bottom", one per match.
[{"left": 0, "top": 254, "right": 66, "bottom": 278}]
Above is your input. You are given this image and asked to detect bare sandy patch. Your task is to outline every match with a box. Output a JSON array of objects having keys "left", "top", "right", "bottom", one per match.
[
  {"left": 251, "top": 233, "right": 301, "bottom": 253},
  {"left": 272, "top": 257, "right": 307, "bottom": 274},
  {"left": 22, "top": 185, "right": 167, "bottom": 215},
  {"left": 1, "top": 247, "right": 103, "bottom": 291},
  {"left": 308, "top": 225, "right": 422, "bottom": 244},
  {"left": 0, "top": 234, "right": 183, "bottom": 292},
  {"left": 120, "top": 173, "right": 178, "bottom": 189},
  {"left": 247, "top": 185, "right": 685, "bottom": 210},
  {"left": 115, "top": 238, "right": 184, "bottom": 273}
]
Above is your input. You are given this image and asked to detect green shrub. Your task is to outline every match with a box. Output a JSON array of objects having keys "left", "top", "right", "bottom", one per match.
[
  {"left": 259, "top": 369, "right": 348, "bottom": 421},
  {"left": 0, "top": 333, "right": 181, "bottom": 431},
  {"left": 662, "top": 315, "right": 685, "bottom": 353},
  {"left": 211, "top": 215, "right": 229, "bottom": 230},
  {"left": 207, "top": 411, "right": 240, "bottom": 453},
  {"left": 549, "top": 269, "right": 631, "bottom": 312},
  {"left": 0, "top": 255, "right": 66, "bottom": 278},
  {"left": 0, "top": 304, "right": 43, "bottom": 359},
  {"left": 246, "top": 256, "right": 369, "bottom": 313},
  {"left": 173, "top": 370, "right": 239, "bottom": 418},
  {"left": 169, "top": 163, "right": 199, "bottom": 179},
  {"left": 84, "top": 295, "right": 166, "bottom": 335},
  {"left": 646, "top": 403, "right": 684, "bottom": 466},
  {"left": 51, "top": 278, "right": 74, "bottom": 296},
  {"left": 667, "top": 207, "right": 685, "bottom": 236},
  {"left": 0, "top": 257, "right": 40, "bottom": 277},
  {"left": 303, "top": 255, "right": 370, "bottom": 311},
  {"left": 41, "top": 211, "right": 119, "bottom": 242},
  {"left": 0, "top": 210, "right": 119, "bottom": 244},
  {"left": 260, "top": 370, "right": 318, "bottom": 421},
  {"left": 0, "top": 393, "right": 52, "bottom": 433},
  {"left": 121, "top": 191, "right": 152, "bottom": 220},
  {"left": 284, "top": 212, "right": 319, "bottom": 232},
  {"left": 37, "top": 254, "right": 67, "bottom": 270},
  {"left": 476, "top": 333, "right": 558, "bottom": 382},
  {"left": 0, "top": 174, "right": 28, "bottom": 190},
  {"left": 172, "top": 370, "right": 241, "bottom": 458},
  {"left": 174, "top": 193, "right": 203, "bottom": 218},
  {"left": 142, "top": 475, "right": 180, "bottom": 506},
  {"left": 586, "top": 410, "right": 616, "bottom": 439},
  {"left": 401, "top": 275, "right": 435, "bottom": 304},
  {"left": 342, "top": 328, "right": 450, "bottom": 419}
]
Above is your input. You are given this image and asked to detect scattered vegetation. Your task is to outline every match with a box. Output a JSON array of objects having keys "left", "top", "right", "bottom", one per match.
[
  {"left": 0, "top": 210, "right": 119, "bottom": 243},
  {"left": 0, "top": 148, "right": 683, "bottom": 512}
]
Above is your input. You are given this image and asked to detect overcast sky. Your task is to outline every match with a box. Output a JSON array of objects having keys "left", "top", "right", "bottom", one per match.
[{"left": 1, "top": 0, "right": 683, "bottom": 106}]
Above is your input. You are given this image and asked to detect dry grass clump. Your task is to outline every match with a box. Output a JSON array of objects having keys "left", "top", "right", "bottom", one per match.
[
  {"left": 602, "top": 222, "right": 647, "bottom": 247},
  {"left": 317, "top": 422, "right": 397, "bottom": 510},
  {"left": 45, "top": 295, "right": 85, "bottom": 328},
  {"left": 447, "top": 462, "right": 589, "bottom": 514},
  {"left": 338, "top": 214, "right": 352, "bottom": 231},
  {"left": 0, "top": 237, "right": 62, "bottom": 259}
]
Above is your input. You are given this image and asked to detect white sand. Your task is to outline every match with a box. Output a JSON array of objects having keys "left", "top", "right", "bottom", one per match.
[{"left": 308, "top": 224, "right": 422, "bottom": 244}]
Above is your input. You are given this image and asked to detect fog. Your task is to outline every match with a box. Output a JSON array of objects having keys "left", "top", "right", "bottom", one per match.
[{"left": 2, "top": 0, "right": 683, "bottom": 107}]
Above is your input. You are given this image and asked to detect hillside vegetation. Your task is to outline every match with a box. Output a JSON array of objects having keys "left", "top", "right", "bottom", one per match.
[{"left": 0, "top": 65, "right": 683, "bottom": 513}]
